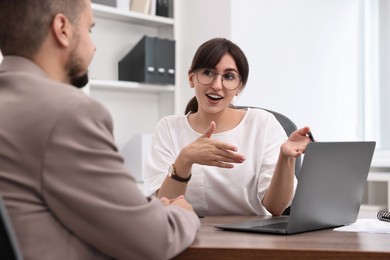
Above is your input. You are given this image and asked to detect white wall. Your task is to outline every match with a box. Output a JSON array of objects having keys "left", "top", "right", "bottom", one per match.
[
  {"left": 364, "top": 0, "right": 390, "bottom": 150},
  {"left": 177, "top": 0, "right": 363, "bottom": 142},
  {"left": 378, "top": 0, "right": 390, "bottom": 147},
  {"left": 231, "top": 0, "right": 362, "bottom": 142}
]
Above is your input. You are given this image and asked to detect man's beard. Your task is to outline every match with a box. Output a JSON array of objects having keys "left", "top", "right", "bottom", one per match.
[
  {"left": 70, "top": 71, "right": 89, "bottom": 89},
  {"left": 66, "top": 49, "right": 89, "bottom": 89}
]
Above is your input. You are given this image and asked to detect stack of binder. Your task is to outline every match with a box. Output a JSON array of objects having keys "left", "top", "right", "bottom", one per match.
[{"left": 118, "top": 35, "right": 175, "bottom": 85}]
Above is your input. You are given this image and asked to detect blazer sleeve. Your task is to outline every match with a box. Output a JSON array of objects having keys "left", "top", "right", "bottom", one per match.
[{"left": 41, "top": 97, "right": 199, "bottom": 260}]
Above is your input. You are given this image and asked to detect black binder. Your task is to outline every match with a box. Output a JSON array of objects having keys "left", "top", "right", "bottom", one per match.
[
  {"left": 155, "top": 38, "right": 175, "bottom": 85},
  {"left": 118, "top": 36, "right": 175, "bottom": 85},
  {"left": 168, "top": 0, "right": 174, "bottom": 18},
  {"left": 118, "top": 36, "right": 157, "bottom": 83},
  {"left": 156, "top": 0, "right": 169, "bottom": 17}
]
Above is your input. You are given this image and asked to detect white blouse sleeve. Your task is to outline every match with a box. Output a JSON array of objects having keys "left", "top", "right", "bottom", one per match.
[
  {"left": 255, "top": 112, "right": 298, "bottom": 212},
  {"left": 255, "top": 114, "right": 286, "bottom": 203},
  {"left": 144, "top": 117, "right": 175, "bottom": 196}
]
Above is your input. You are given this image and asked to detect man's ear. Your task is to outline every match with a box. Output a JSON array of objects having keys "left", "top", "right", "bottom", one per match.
[{"left": 51, "top": 13, "right": 72, "bottom": 47}]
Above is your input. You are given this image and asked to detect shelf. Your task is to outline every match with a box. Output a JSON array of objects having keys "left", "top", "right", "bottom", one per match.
[
  {"left": 89, "top": 79, "right": 174, "bottom": 93},
  {"left": 92, "top": 3, "right": 174, "bottom": 28},
  {"left": 88, "top": 1, "right": 176, "bottom": 147}
]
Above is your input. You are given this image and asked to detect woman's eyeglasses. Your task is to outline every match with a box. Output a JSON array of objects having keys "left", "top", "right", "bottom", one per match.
[{"left": 195, "top": 68, "right": 241, "bottom": 90}]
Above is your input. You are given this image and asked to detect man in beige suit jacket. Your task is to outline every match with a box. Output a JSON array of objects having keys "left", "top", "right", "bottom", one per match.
[{"left": 0, "top": 0, "right": 200, "bottom": 259}]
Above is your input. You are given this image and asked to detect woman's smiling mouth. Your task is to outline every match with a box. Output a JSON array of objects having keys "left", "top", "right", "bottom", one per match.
[{"left": 206, "top": 93, "right": 223, "bottom": 101}]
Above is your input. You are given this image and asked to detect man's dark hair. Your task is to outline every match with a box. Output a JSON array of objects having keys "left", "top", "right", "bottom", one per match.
[{"left": 0, "top": 0, "right": 86, "bottom": 58}]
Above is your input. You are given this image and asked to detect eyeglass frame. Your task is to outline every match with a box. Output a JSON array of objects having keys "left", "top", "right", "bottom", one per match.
[{"left": 194, "top": 68, "right": 242, "bottom": 91}]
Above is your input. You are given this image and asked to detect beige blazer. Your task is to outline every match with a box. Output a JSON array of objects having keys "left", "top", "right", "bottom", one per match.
[{"left": 0, "top": 56, "right": 200, "bottom": 260}]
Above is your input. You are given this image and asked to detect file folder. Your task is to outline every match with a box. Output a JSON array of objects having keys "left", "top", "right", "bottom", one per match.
[
  {"left": 131, "top": 0, "right": 152, "bottom": 14},
  {"left": 118, "top": 36, "right": 157, "bottom": 83},
  {"left": 156, "top": 0, "right": 169, "bottom": 17},
  {"left": 156, "top": 38, "right": 175, "bottom": 85},
  {"left": 118, "top": 36, "right": 175, "bottom": 85}
]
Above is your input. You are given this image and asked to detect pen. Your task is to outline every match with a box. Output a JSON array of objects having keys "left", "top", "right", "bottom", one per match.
[{"left": 307, "top": 131, "right": 315, "bottom": 142}]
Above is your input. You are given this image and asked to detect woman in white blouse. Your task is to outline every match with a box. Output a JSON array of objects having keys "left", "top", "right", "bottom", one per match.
[{"left": 144, "top": 38, "right": 312, "bottom": 216}]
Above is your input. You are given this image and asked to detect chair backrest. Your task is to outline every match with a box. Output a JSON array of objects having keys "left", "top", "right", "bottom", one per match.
[
  {"left": 0, "top": 196, "right": 24, "bottom": 260},
  {"left": 235, "top": 106, "right": 302, "bottom": 215}
]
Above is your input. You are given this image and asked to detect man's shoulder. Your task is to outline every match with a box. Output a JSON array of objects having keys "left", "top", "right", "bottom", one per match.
[
  {"left": 2, "top": 67, "right": 109, "bottom": 125},
  {"left": 31, "top": 75, "right": 104, "bottom": 114}
]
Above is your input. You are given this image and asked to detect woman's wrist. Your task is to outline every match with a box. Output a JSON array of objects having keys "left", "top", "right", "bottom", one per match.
[
  {"left": 174, "top": 150, "right": 193, "bottom": 178},
  {"left": 168, "top": 164, "right": 192, "bottom": 183}
]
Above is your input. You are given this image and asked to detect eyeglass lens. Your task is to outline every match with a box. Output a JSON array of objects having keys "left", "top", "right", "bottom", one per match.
[{"left": 196, "top": 69, "right": 241, "bottom": 90}]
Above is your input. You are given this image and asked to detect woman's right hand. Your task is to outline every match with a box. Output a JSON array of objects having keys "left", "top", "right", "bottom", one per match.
[{"left": 173, "top": 121, "right": 246, "bottom": 179}]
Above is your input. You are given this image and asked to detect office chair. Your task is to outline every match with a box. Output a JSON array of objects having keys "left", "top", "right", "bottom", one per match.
[
  {"left": 0, "top": 196, "right": 24, "bottom": 260},
  {"left": 234, "top": 106, "right": 302, "bottom": 215}
]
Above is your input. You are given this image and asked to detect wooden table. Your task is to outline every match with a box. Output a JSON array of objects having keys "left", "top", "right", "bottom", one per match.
[{"left": 174, "top": 215, "right": 390, "bottom": 260}]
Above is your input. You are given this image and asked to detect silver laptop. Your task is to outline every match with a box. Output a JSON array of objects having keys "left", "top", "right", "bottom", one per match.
[
  {"left": 0, "top": 196, "right": 24, "bottom": 260},
  {"left": 215, "top": 141, "right": 376, "bottom": 235}
]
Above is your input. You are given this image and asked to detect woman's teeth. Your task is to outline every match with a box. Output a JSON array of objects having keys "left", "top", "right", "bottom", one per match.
[{"left": 207, "top": 94, "right": 223, "bottom": 100}]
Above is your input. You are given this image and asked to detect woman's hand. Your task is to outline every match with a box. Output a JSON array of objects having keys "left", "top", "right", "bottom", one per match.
[
  {"left": 281, "top": 126, "right": 313, "bottom": 157},
  {"left": 173, "top": 121, "right": 246, "bottom": 179},
  {"left": 179, "top": 121, "right": 245, "bottom": 169}
]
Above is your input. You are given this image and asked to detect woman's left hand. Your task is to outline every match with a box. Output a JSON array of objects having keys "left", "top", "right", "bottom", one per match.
[{"left": 281, "top": 126, "right": 313, "bottom": 157}]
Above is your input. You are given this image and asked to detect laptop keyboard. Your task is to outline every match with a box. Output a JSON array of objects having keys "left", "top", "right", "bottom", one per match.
[{"left": 253, "top": 222, "right": 288, "bottom": 230}]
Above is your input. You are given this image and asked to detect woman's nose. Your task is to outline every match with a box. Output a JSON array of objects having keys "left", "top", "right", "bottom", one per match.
[{"left": 211, "top": 74, "right": 223, "bottom": 90}]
